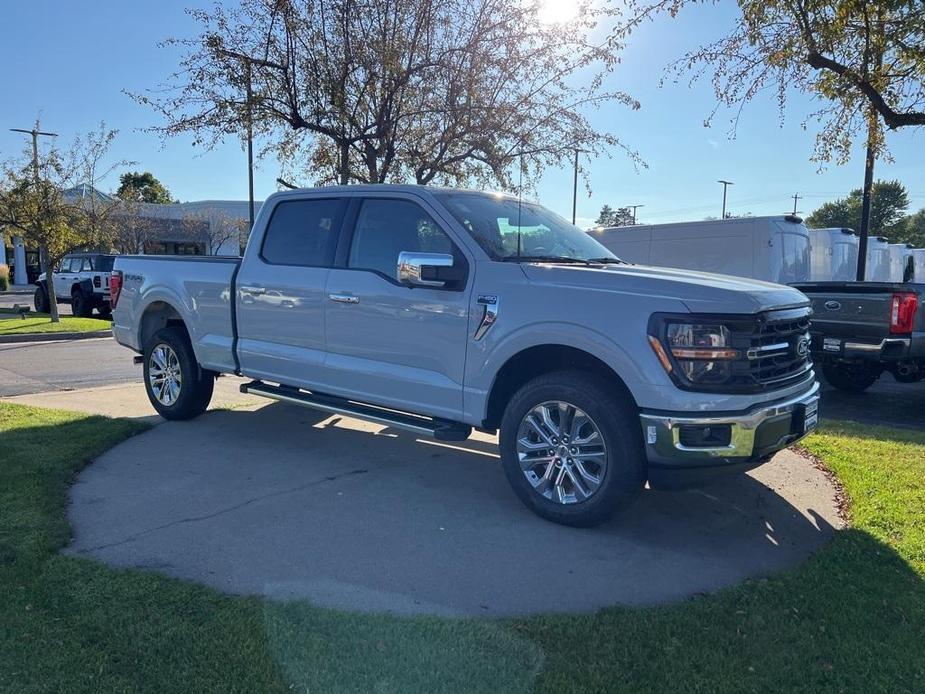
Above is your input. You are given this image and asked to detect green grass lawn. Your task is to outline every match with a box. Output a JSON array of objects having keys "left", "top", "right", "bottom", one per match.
[
  {"left": 1, "top": 404, "right": 922, "bottom": 693},
  {"left": 0, "top": 311, "right": 110, "bottom": 335}
]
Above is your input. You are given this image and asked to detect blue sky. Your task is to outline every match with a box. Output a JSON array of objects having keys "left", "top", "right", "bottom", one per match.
[{"left": 1, "top": 0, "right": 923, "bottom": 227}]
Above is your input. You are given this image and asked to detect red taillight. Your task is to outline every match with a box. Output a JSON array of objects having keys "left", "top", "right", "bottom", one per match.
[
  {"left": 110, "top": 271, "right": 123, "bottom": 309},
  {"left": 889, "top": 292, "right": 918, "bottom": 334}
]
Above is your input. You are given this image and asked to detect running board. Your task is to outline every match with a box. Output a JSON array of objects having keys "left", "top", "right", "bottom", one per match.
[{"left": 239, "top": 381, "right": 472, "bottom": 441}]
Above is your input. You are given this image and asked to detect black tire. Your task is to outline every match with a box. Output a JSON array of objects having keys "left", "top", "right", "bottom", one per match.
[
  {"left": 143, "top": 326, "right": 215, "bottom": 420},
  {"left": 822, "top": 362, "right": 882, "bottom": 392},
  {"left": 499, "top": 370, "right": 646, "bottom": 527},
  {"left": 33, "top": 286, "right": 49, "bottom": 314},
  {"left": 71, "top": 290, "right": 92, "bottom": 317},
  {"left": 97, "top": 306, "right": 112, "bottom": 319}
]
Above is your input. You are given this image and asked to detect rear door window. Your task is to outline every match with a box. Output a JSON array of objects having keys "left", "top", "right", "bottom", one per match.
[{"left": 260, "top": 198, "right": 346, "bottom": 266}]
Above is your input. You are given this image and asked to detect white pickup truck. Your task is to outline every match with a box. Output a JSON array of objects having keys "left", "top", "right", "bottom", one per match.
[{"left": 111, "top": 185, "right": 820, "bottom": 526}]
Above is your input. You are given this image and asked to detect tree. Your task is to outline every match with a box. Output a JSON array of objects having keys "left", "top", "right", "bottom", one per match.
[
  {"left": 648, "top": 0, "right": 925, "bottom": 162},
  {"left": 806, "top": 180, "right": 910, "bottom": 233},
  {"left": 132, "top": 0, "right": 639, "bottom": 191},
  {"left": 637, "top": 0, "right": 925, "bottom": 278},
  {"left": 891, "top": 209, "right": 925, "bottom": 248},
  {"left": 117, "top": 171, "right": 173, "bottom": 204},
  {"left": 595, "top": 204, "right": 635, "bottom": 227},
  {"left": 0, "top": 123, "right": 123, "bottom": 322}
]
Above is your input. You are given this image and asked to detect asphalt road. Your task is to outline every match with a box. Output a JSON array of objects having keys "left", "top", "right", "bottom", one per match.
[
  {"left": 64, "top": 401, "right": 840, "bottom": 616},
  {"left": 0, "top": 337, "right": 138, "bottom": 396}
]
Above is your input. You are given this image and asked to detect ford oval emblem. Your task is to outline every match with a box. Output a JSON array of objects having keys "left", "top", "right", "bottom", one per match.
[{"left": 824, "top": 300, "right": 841, "bottom": 311}]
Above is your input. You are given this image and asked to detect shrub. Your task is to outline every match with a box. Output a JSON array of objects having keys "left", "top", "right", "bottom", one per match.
[{"left": 0, "top": 264, "right": 9, "bottom": 291}]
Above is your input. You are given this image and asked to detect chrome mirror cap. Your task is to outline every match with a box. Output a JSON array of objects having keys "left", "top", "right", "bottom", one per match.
[{"left": 397, "top": 251, "right": 454, "bottom": 287}]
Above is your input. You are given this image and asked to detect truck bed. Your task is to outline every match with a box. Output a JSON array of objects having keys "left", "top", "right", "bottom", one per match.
[
  {"left": 111, "top": 255, "right": 242, "bottom": 374},
  {"left": 791, "top": 281, "right": 924, "bottom": 361}
]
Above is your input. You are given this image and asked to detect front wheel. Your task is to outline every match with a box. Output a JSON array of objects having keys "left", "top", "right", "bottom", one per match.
[
  {"left": 499, "top": 371, "right": 646, "bottom": 527},
  {"left": 822, "top": 363, "right": 881, "bottom": 392},
  {"left": 143, "top": 326, "right": 215, "bottom": 420}
]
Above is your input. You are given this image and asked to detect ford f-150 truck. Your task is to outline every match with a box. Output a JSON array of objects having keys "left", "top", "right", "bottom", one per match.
[
  {"left": 111, "top": 185, "right": 820, "bottom": 526},
  {"left": 792, "top": 281, "right": 924, "bottom": 391}
]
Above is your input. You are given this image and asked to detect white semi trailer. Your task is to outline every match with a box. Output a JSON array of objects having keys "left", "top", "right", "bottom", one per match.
[{"left": 591, "top": 216, "right": 811, "bottom": 284}]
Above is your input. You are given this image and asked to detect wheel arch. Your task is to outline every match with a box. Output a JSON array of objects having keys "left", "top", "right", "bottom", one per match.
[
  {"left": 139, "top": 300, "right": 189, "bottom": 353},
  {"left": 482, "top": 344, "right": 638, "bottom": 430}
]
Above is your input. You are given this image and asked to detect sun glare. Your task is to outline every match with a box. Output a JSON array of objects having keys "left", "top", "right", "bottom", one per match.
[{"left": 538, "top": 0, "right": 582, "bottom": 25}]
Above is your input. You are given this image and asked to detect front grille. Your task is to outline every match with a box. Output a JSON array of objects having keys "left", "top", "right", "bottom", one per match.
[{"left": 743, "top": 308, "right": 813, "bottom": 389}]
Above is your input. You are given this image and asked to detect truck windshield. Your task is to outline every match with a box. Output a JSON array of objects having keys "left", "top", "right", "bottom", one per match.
[{"left": 437, "top": 192, "right": 619, "bottom": 263}]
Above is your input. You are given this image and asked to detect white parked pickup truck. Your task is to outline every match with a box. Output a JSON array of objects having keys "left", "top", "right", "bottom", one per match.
[{"left": 111, "top": 185, "right": 820, "bottom": 526}]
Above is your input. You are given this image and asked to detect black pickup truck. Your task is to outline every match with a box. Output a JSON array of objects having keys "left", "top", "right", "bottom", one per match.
[{"left": 792, "top": 282, "right": 924, "bottom": 391}]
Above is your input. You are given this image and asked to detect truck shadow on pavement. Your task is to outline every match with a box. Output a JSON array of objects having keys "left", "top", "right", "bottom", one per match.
[{"left": 66, "top": 401, "right": 840, "bottom": 617}]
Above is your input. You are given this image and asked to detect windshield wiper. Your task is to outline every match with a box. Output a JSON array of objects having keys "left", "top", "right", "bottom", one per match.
[
  {"left": 586, "top": 257, "right": 624, "bottom": 264},
  {"left": 501, "top": 255, "right": 625, "bottom": 266},
  {"left": 501, "top": 255, "right": 592, "bottom": 264}
]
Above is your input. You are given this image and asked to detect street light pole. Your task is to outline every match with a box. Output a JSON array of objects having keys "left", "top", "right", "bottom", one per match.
[
  {"left": 718, "top": 180, "right": 734, "bottom": 218},
  {"left": 245, "top": 61, "right": 255, "bottom": 233},
  {"left": 571, "top": 148, "right": 579, "bottom": 225},
  {"left": 629, "top": 204, "right": 644, "bottom": 225}
]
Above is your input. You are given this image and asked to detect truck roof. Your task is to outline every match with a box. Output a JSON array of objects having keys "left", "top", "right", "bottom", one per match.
[{"left": 266, "top": 183, "right": 520, "bottom": 202}]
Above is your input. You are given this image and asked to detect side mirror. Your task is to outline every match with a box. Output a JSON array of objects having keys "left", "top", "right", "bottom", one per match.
[{"left": 397, "top": 251, "right": 457, "bottom": 288}]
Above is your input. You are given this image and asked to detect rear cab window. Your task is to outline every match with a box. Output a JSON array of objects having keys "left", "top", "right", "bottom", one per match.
[{"left": 260, "top": 198, "right": 347, "bottom": 267}]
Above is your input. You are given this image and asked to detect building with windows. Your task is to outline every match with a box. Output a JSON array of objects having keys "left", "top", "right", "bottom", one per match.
[{"left": 3, "top": 187, "right": 261, "bottom": 286}]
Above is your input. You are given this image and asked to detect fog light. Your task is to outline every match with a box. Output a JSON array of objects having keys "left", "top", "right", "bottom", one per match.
[{"left": 678, "top": 424, "right": 732, "bottom": 448}]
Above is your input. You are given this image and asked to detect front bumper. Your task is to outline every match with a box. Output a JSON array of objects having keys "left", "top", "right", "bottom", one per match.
[{"left": 639, "top": 380, "right": 820, "bottom": 489}]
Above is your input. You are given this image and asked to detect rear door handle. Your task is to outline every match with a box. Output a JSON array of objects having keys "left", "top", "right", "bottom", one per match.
[
  {"left": 240, "top": 286, "right": 266, "bottom": 295},
  {"left": 329, "top": 293, "right": 359, "bottom": 304}
]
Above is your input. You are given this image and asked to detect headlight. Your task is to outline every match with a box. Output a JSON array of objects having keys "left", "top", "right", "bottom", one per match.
[{"left": 650, "top": 321, "right": 739, "bottom": 386}]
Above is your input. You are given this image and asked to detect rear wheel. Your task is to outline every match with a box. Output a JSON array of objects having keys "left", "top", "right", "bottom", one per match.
[
  {"left": 822, "top": 362, "right": 882, "bottom": 392},
  {"left": 97, "top": 306, "right": 112, "bottom": 319},
  {"left": 499, "top": 371, "right": 646, "bottom": 527},
  {"left": 143, "top": 326, "right": 214, "bottom": 420},
  {"left": 33, "top": 286, "right": 49, "bottom": 313},
  {"left": 71, "top": 290, "right": 92, "bottom": 317}
]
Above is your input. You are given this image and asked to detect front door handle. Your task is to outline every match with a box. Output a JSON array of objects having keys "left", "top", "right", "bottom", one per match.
[
  {"left": 240, "top": 286, "right": 266, "bottom": 295},
  {"left": 329, "top": 293, "right": 359, "bottom": 304}
]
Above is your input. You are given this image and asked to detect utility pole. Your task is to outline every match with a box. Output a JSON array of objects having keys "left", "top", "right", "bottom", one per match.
[
  {"left": 718, "top": 180, "right": 733, "bottom": 219},
  {"left": 856, "top": 113, "right": 878, "bottom": 282},
  {"left": 214, "top": 48, "right": 256, "bottom": 232},
  {"left": 10, "top": 126, "right": 57, "bottom": 287},
  {"left": 629, "top": 204, "right": 644, "bottom": 225},
  {"left": 571, "top": 148, "right": 579, "bottom": 225},
  {"left": 791, "top": 193, "right": 801, "bottom": 216}
]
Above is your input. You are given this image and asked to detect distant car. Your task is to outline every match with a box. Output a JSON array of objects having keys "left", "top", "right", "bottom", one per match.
[{"left": 34, "top": 253, "right": 116, "bottom": 318}]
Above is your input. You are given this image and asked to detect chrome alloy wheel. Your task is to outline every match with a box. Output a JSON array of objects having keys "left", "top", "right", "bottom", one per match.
[
  {"left": 515, "top": 401, "right": 607, "bottom": 504},
  {"left": 149, "top": 343, "right": 182, "bottom": 406}
]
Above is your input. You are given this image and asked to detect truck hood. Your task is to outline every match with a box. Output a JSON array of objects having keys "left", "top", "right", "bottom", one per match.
[{"left": 520, "top": 262, "right": 809, "bottom": 314}]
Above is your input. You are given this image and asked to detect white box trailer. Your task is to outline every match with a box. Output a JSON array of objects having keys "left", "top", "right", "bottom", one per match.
[
  {"left": 809, "top": 228, "right": 859, "bottom": 281},
  {"left": 591, "top": 215, "right": 811, "bottom": 284},
  {"left": 888, "top": 243, "right": 915, "bottom": 282},
  {"left": 864, "top": 236, "right": 892, "bottom": 282}
]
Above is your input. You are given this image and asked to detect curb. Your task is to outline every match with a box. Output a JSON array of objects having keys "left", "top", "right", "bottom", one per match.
[{"left": 0, "top": 330, "right": 112, "bottom": 344}]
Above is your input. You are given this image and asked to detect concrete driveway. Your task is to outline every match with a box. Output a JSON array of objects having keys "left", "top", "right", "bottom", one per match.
[{"left": 22, "top": 380, "right": 843, "bottom": 617}]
